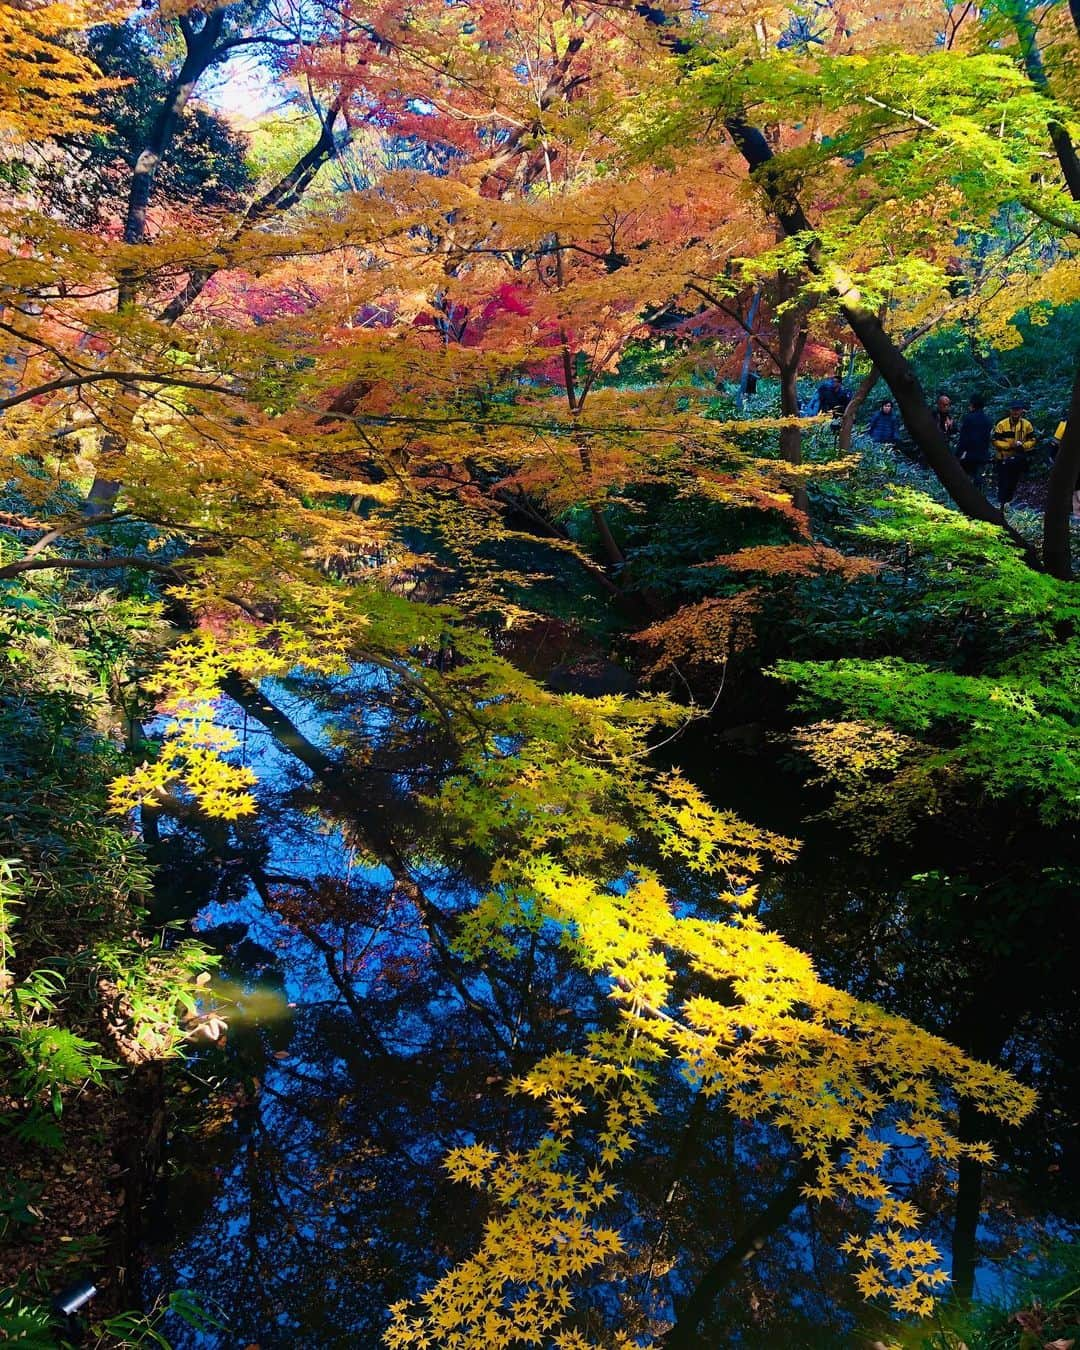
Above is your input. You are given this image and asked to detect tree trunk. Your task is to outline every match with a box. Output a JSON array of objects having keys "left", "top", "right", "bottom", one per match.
[
  {"left": 83, "top": 461, "right": 123, "bottom": 516},
  {"left": 589, "top": 501, "right": 625, "bottom": 568},
  {"left": 779, "top": 363, "right": 807, "bottom": 517},
  {"left": 1042, "top": 356, "right": 1080, "bottom": 579},
  {"left": 118, "top": 11, "right": 227, "bottom": 306},
  {"left": 839, "top": 369, "right": 879, "bottom": 450},
  {"left": 92, "top": 11, "right": 229, "bottom": 506},
  {"left": 734, "top": 291, "right": 762, "bottom": 413},
  {"left": 776, "top": 273, "right": 808, "bottom": 517},
  {"left": 561, "top": 323, "right": 625, "bottom": 570}
]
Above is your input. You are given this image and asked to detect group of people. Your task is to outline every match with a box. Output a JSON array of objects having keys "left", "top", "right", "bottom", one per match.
[
  {"left": 893, "top": 392, "right": 1034, "bottom": 505},
  {"left": 815, "top": 374, "right": 1070, "bottom": 510}
]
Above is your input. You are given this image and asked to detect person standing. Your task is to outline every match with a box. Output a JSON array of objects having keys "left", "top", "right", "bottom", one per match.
[
  {"left": 933, "top": 392, "right": 955, "bottom": 442},
  {"left": 866, "top": 399, "right": 900, "bottom": 445},
  {"left": 955, "top": 395, "right": 993, "bottom": 486},
  {"left": 816, "top": 373, "right": 852, "bottom": 447},
  {"left": 992, "top": 401, "right": 1037, "bottom": 506}
]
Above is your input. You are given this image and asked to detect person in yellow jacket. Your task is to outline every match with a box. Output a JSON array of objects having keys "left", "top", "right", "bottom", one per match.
[{"left": 992, "top": 402, "right": 1036, "bottom": 506}]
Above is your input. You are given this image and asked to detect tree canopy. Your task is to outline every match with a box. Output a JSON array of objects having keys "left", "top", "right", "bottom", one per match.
[{"left": 1, "top": 0, "right": 1079, "bottom": 1343}]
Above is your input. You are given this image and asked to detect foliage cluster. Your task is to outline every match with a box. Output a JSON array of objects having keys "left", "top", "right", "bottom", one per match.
[
  {"left": 0, "top": 578, "right": 214, "bottom": 1339},
  {"left": 3, "top": 0, "right": 1080, "bottom": 1340}
]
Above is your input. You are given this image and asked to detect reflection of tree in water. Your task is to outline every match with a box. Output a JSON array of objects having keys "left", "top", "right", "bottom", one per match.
[
  {"left": 143, "top": 671, "right": 1074, "bottom": 1348},
  {"left": 150, "top": 868, "right": 618, "bottom": 1343},
  {"left": 767, "top": 860, "right": 1080, "bottom": 1305},
  {"left": 690, "top": 711, "right": 1080, "bottom": 1329},
  {"left": 146, "top": 675, "right": 622, "bottom": 1345},
  {"left": 156, "top": 1002, "right": 498, "bottom": 1346}
]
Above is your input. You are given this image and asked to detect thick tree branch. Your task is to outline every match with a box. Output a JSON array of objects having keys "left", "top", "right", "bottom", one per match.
[
  {"left": 1011, "top": 5, "right": 1080, "bottom": 204},
  {"left": 22, "top": 511, "right": 129, "bottom": 562},
  {"left": 686, "top": 283, "right": 779, "bottom": 366},
  {"left": 0, "top": 555, "right": 182, "bottom": 581},
  {"left": 158, "top": 98, "right": 349, "bottom": 325},
  {"left": 0, "top": 370, "right": 238, "bottom": 413},
  {"left": 722, "top": 115, "right": 1044, "bottom": 564}
]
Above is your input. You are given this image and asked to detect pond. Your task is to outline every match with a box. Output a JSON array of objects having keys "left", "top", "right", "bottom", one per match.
[{"left": 141, "top": 671, "right": 1080, "bottom": 1348}]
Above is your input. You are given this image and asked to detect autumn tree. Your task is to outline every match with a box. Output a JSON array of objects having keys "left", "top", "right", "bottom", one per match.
[
  {"left": 630, "top": 0, "right": 1080, "bottom": 573},
  {"left": 0, "top": 0, "right": 1066, "bottom": 1342}
]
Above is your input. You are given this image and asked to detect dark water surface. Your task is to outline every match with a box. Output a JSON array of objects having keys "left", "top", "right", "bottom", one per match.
[{"left": 141, "top": 677, "right": 1080, "bottom": 1348}]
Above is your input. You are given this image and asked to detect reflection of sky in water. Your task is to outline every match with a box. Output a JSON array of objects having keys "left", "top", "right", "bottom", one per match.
[
  {"left": 145, "top": 675, "right": 514, "bottom": 1347},
  {"left": 148, "top": 684, "right": 391, "bottom": 1341}
]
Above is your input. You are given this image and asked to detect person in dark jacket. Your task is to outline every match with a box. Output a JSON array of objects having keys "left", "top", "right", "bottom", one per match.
[
  {"left": 955, "top": 395, "right": 993, "bottom": 486},
  {"left": 866, "top": 399, "right": 900, "bottom": 445},
  {"left": 817, "top": 374, "right": 851, "bottom": 414}
]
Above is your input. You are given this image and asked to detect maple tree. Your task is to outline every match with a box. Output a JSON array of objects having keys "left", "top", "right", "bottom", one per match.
[
  {"left": 636, "top": 0, "right": 1080, "bottom": 574},
  {"left": 2, "top": 0, "right": 1079, "bottom": 1342}
]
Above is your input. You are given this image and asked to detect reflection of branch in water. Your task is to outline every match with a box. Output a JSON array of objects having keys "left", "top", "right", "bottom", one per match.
[
  {"left": 246, "top": 863, "right": 394, "bottom": 1059},
  {"left": 639, "top": 1089, "right": 709, "bottom": 1302},
  {"left": 220, "top": 673, "right": 514, "bottom": 1055},
  {"left": 259, "top": 1068, "right": 452, "bottom": 1182},
  {"left": 662, "top": 1155, "right": 821, "bottom": 1350}
]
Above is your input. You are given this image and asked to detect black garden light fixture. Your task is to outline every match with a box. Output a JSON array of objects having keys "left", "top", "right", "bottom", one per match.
[{"left": 51, "top": 1278, "right": 97, "bottom": 1344}]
